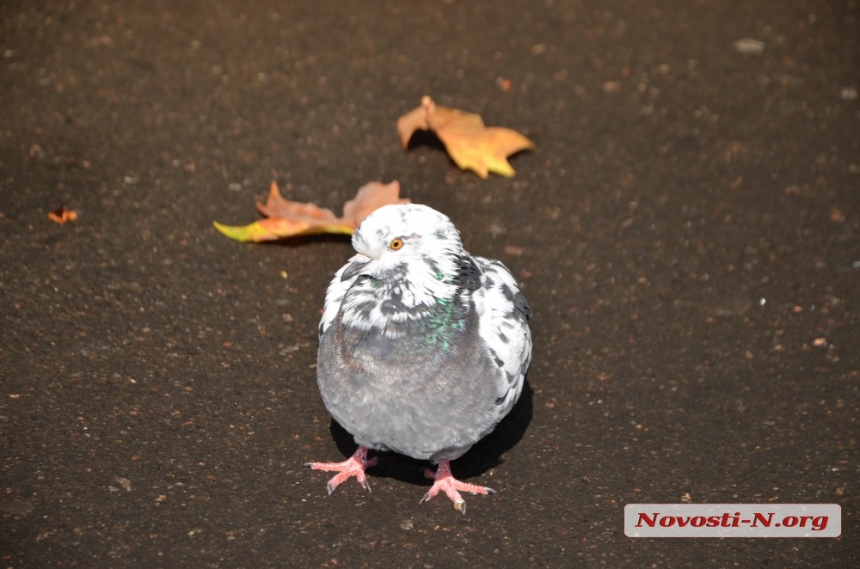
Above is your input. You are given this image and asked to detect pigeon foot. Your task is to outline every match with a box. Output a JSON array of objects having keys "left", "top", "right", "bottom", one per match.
[
  {"left": 305, "top": 445, "right": 378, "bottom": 494},
  {"left": 419, "top": 460, "right": 496, "bottom": 514}
]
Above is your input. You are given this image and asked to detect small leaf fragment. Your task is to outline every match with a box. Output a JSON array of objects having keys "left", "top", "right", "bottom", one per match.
[
  {"left": 48, "top": 206, "right": 78, "bottom": 224},
  {"left": 214, "top": 180, "right": 410, "bottom": 243},
  {"left": 397, "top": 96, "right": 535, "bottom": 178}
]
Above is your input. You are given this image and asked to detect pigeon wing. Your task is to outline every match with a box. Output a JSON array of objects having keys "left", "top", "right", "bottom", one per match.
[{"left": 472, "top": 257, "right": 532, "bottom": 418}]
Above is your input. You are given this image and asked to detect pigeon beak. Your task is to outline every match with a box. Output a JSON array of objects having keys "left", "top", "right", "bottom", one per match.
[{"left": 341, "top": 254, "right": 372, "bottom": 281}]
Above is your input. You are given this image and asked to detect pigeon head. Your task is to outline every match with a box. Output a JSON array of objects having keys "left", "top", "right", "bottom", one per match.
[{"left": 340, "top": 204, "right": 465, "bottom": 301}]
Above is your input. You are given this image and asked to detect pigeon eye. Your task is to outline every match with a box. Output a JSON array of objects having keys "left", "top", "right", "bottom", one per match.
[{"left": 389, "top": 238, "right": 404, "bottom": 251}]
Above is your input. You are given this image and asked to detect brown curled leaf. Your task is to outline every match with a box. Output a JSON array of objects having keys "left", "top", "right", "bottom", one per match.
[{"left": 214, "top": 180, "right": 410, "bottom": 242}]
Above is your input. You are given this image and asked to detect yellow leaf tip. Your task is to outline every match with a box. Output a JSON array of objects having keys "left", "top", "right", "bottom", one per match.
[{"left": 213, "top": 220, "right": 260, "bottom": 242}]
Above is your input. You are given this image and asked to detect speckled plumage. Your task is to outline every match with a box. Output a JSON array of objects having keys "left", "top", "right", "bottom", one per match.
[{"left": 307, "top": 204, "right": 531, "bottom": 512}]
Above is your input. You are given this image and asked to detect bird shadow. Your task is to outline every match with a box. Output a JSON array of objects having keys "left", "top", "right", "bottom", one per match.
[{"left": 328, "top": 379, "right": 534, "bottom": 487}]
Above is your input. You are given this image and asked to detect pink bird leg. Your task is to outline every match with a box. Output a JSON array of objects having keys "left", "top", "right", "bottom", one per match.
[
  {"left": 420, "top": 460, "right": 496, "bottom": 514},
  {"left": 305, "top": 445, "right": 378, "bottom": 495}
]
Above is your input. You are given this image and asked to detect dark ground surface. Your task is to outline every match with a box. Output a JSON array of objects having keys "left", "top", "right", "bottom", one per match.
[{"left": 1, "top": 0, "right": 858, "bottom": 567}]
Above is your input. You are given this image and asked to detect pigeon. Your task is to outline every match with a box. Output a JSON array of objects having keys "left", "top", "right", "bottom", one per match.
[{"left": 305, "top": 203, "right": 532, "bottom": 513}]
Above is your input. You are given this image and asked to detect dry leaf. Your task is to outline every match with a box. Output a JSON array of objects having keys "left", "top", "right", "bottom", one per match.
[
  {"left": 340, "top": 181, "right": 411, "bottom": 227},
  {"left": 397, "top": 95, "right": 534, "bottom": 179},
  {"left": 214, "top": 180, "right": 409, "bottom": 242},
  {"left": 48, "top": 206, "right": 78, "bottom": 224}
]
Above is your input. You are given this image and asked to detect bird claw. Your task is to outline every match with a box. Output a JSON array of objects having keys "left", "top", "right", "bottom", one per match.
[
  {"left": 306, "top": 446, "right": 375, "bottom": 496},
  {"left": 327, "top": 477, "right": 371, "bottom": 495},
  {"left": 419, "top": 460, "right": 495, "bottom": 514}
]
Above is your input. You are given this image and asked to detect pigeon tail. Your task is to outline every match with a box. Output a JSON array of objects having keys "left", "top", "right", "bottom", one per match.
[
  {"left": 419, "top": 460, "right": 496, "bottom": 514},
  {"left": 305, "top": 445, "right": 378, "bottom": 494}
]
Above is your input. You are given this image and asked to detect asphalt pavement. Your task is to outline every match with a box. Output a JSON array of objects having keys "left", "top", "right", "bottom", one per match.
[{"left": 1, "top": 0, "right": 858, "bottom": 566}]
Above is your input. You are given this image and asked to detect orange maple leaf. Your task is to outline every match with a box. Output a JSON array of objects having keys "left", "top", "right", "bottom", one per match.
[
  {"left": 397, "top": 95, "right": 534, "bottom": 179},
  {"left": 214, "top": 180, "right": 410, "bottom": 242}
]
